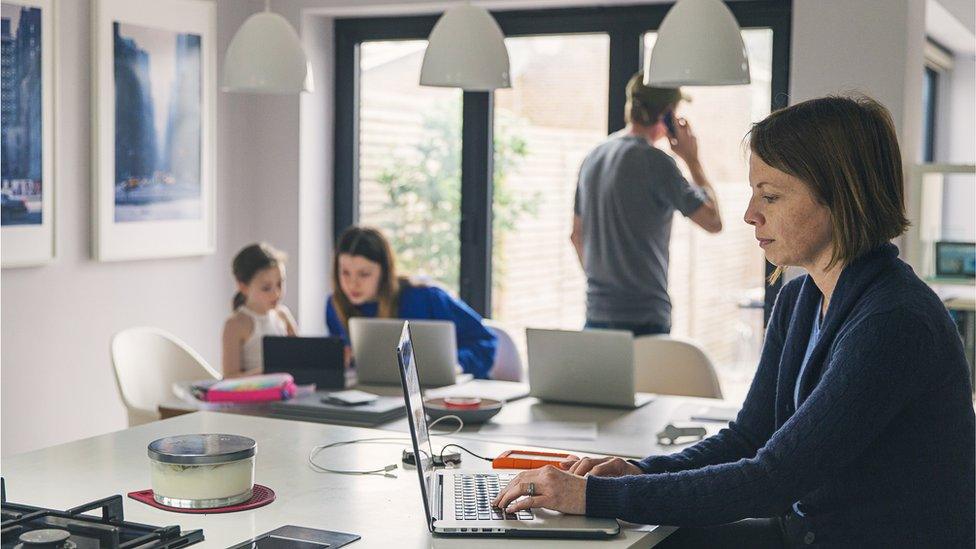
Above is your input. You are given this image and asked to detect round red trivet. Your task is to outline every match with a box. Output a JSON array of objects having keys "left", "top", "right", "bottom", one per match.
[{"left": 127, "top": 484, "right": 275, "bottom": 513}]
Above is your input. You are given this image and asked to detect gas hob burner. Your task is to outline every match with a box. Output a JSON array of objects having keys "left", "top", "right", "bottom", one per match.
[
  {"left": 1, "top": 478, "right": 203, "bottom": 549},
  {"left": 14, "top": 528, "right": 77, "bottom": 549}
]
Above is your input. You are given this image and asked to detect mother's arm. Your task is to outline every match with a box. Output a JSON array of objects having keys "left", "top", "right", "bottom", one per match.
[
  {"left": 586, "top": 309, "right": 932, "bottom": 526},
  {"left": 632, "top": 281, "right": 799, "bottom": 475}
]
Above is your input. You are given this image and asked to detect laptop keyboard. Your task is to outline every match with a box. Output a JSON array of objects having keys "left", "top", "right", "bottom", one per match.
[{"left": 454, "top": 473, "right": 535, "bottom": 521}]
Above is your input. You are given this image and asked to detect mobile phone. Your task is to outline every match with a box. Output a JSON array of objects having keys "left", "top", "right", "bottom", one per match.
[
  {"left": 320, "top": 389, "right": 378, "bottom": 406},
  {"left": 663, "top": 110, "right": 677, "bottom": 138}
]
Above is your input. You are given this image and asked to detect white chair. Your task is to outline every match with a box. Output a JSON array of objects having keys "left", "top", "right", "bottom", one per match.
[
  {"left": 111, "top": 327, "right": 221, "bottom": 426},
  {"left": 633, "top": 335, "right": 723, "bottom": 399},
  {"left": 485, "top": 321, "right": 524, "bottom": 382}
]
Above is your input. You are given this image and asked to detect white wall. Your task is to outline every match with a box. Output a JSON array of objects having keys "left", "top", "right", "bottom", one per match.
[
  {"left": 791, "top": 0, "right": 926, "bottom": 164},
  {"left": 938, "top": 55, "right": 976, "bottom": 239},
  {"left": 939, "top": 57, "right": 976, "bottom": 163},
  {"left": 0, "top": 0, "right": 262, "bottom": 456}
]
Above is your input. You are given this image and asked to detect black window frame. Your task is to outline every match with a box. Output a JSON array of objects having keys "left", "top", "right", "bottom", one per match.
[
  {"left": 921, "top": 65, "right": 938, "bottom": 163},
  {"left": 334, "top": 1, "right": 792, "bottom": 322}
]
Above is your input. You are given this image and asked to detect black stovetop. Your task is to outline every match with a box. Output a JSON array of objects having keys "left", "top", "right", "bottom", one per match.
[{"left": 0, "top": 479, "right": 203, "bottom": 549}]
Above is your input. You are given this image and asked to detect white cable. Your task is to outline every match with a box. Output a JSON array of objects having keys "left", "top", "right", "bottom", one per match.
[
  {"left": 428, "top": 414, "right": 465, "bottom": 435},
  {"left": 307, "top": 437, "right": 409, "bottom": 477},
  {"left": 306, "top": 414, "right": 466, "bottom": 477}
]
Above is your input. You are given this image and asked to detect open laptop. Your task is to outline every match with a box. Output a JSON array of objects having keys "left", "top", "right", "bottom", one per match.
[
  {"left": 527, "top": 328, "right": 654, "bottom": 409},
  {"left": 263, "top": 336, "right": 346, "bottom": 390},
  {"left": 395, "top": 321, "right": 620, "bottom": 538},
  {"left": 351, "top": 318, "right": 461, "bottom": 387}
]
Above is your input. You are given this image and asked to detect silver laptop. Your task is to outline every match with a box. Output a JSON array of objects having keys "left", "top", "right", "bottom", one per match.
[
  {"left": 350, "top": 318, "right": 459, "bottom": 387},
  {"left": 395, "top": 321, "right": 620, "bottom": 538},
  {"left": 527, "top": 328, "right": 655, "bottom": 408}
]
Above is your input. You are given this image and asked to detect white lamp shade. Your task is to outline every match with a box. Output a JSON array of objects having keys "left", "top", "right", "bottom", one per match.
[
  {"left": 645, "top": 0, "right": 750, "bottom": 87},
  {"left": 222, "top": 11, "right": 313, "bottom": 94},
  {"left": 420, "top": 4, "right": 510, "bottom": 91}
]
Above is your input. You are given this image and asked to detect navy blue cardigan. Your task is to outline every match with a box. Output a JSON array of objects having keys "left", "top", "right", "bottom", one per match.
[{"left": 586, "top": 244, "right": 975, "bottom": 547}]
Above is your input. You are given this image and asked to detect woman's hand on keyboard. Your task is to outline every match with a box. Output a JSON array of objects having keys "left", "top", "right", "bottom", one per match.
[
  {"left": 566, "top": 456, "right": 643, "bottom": 477},
  {"left": 492, "top": 465, "right": 586, "bottom": 515},
  {"left": 558, "top": 454, "right": 581, "bottom": 469}
]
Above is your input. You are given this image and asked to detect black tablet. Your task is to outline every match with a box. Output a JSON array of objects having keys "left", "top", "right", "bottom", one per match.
[{"left": 262, "top": 336, "right": 346, "bottom": 389}]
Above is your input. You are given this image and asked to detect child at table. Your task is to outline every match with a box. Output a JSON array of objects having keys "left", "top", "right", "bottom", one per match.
[{"left": 222, "top": 243, "right": 298, "bottom": 378}]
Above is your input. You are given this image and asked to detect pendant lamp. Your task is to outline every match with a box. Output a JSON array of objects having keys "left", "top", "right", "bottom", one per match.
[
  {"left": 645, "top": 0, "right": 750, "bottom": 87},
  {"left": 420, "top": 3, "right": 510, "bottom": 91},
  {"left": 222, "top": 0, "right": 313, "bottom": 94}
]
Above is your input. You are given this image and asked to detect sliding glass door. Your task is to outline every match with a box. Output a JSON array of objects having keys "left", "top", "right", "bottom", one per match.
[
  {"left": 357, "top": 40, "right": 463, "bottom": 293},
  {"left": 334, "top": 3, "right": 791, "bottom": 394},
  {"left": 490, "top": 34, "right": 610, "bottom": 354},
  {"left": 643, "top": 29, "right": 774, "bottom": 400}
]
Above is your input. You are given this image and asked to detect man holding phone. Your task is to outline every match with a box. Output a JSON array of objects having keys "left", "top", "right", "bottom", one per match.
[{"left": 571, "top": 72, "right": 722, "bottom": 336}]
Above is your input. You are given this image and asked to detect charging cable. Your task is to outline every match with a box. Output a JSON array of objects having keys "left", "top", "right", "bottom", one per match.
[
  {"left": 307, "top": 437, "right": 408, "bottom": 477},
  {"left": 306, "top": 415, "right": 471, "bottom": 477},
  {"left": 439, "top": 443, "right": 493, "bottom": 464}
]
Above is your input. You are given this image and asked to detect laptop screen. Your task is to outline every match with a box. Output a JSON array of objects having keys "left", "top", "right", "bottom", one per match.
[{"left": 395, "top": 321, "right": 436, "bottom": 529}]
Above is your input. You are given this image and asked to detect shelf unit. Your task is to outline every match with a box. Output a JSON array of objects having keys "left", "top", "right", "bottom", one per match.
[
  {"left": 908, "top": 164, "right": 976, "bottom": 391},
  {"left": 906, "top": 163, "right": 976, "bottom": 283}
]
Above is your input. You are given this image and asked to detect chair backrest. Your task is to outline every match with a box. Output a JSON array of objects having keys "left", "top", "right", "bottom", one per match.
[
  {"left": 110, "top": 327, "right": 220, "bottom": 426},
  {"left": 633, "top": 335, "right": 723, "bottom": 399},
  {"left": 484, "top": 321, "right": 524, "bottom": 382}
]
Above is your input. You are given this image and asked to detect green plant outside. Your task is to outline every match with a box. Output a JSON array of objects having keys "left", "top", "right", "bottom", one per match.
[{"left": 372, "top": 102, "right": 539, "bottom": 303}]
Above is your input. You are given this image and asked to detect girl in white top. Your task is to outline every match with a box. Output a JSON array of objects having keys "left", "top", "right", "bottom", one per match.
[{"left": 222, "top": 243, "right": 298, "bottom": 378}]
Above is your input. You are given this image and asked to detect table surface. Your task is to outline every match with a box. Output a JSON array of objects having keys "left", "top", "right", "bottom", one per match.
[
  {"left": 2, "top": 411, "right": 674, "bottom": 548},
  {"left": 161, "top": 383, "right": 735, "bottom": 460},
  {"left": 382, "top": 395, "right": 734, "bottom": 459}
]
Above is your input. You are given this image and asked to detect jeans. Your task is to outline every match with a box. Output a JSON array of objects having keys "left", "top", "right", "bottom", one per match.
[{"left": 584, "top": 319, "right": 670, "bottom": 337}]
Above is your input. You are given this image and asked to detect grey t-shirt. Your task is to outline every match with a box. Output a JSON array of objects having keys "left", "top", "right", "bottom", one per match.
[{"left": 574, "top": 133, "right": 707, "bottom": 325}]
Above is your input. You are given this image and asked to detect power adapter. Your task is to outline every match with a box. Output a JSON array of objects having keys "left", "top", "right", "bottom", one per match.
[{"left": 402, "top": 449, "right": 461, "bottom": 467}]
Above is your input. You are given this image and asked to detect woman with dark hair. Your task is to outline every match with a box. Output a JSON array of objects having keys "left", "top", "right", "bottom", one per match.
[
  {"left": 325, "top": 226, "right": 497, "bottom": 379},
  {"left": 493, "top": 95, "right": 975, "bottom": 547}
]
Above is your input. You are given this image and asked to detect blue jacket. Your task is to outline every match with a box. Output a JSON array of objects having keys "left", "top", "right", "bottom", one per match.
[
  {"left": 326, "top": 284, "right": 497, "bottom": 379},
  {"left": 586, "top": 244, "right": 975, "bottom": 547}
]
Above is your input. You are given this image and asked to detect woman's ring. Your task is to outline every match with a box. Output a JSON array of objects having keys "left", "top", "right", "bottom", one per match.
[{"left": 527, "top": 482, "right": 536, "bottom": 496}]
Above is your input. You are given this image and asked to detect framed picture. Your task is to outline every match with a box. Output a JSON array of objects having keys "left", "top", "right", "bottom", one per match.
[
  {"left": 92, "top": 0, "right": 215, "bottom": 261},
  {"left": 1, "top": 0, "right": 55, "bottom": 268}
]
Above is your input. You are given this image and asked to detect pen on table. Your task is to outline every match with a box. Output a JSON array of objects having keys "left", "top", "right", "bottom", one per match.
[{"left": 689, "top": 415, "right": 735, "bottom": 423}]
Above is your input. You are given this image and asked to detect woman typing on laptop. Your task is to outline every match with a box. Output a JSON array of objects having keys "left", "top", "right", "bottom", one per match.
[
  {"left": 325, "top": 226, "right": 497, "bottom": 379},
  {"left": 494, "top": 96, "right": 975, "bottom": 547}
]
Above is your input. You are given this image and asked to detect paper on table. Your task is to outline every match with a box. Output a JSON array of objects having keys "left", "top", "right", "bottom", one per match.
[
  {"left": 672, "top": 402, "right": 739, "bottom": 423},
  {"left": 425, "top": 380, "right": 530, "bottom": 402},
  {"left": 688, "top": 405, "right": 738, "bottom": 423},
  {"left": 478, "top": 421, "right": 597, "bottom": 440},
  {"left": 619, "top": 521, "right": 662, "bottom": 532}
]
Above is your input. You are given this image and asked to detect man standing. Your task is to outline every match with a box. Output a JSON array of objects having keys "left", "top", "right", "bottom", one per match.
[{"left": 571, "top": 72, "right": 722, "bottom": 336}]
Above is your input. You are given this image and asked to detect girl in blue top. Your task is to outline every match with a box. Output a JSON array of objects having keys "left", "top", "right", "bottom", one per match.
[{"left": 325, "top": 226, "right": 497, "bottom": 379}]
